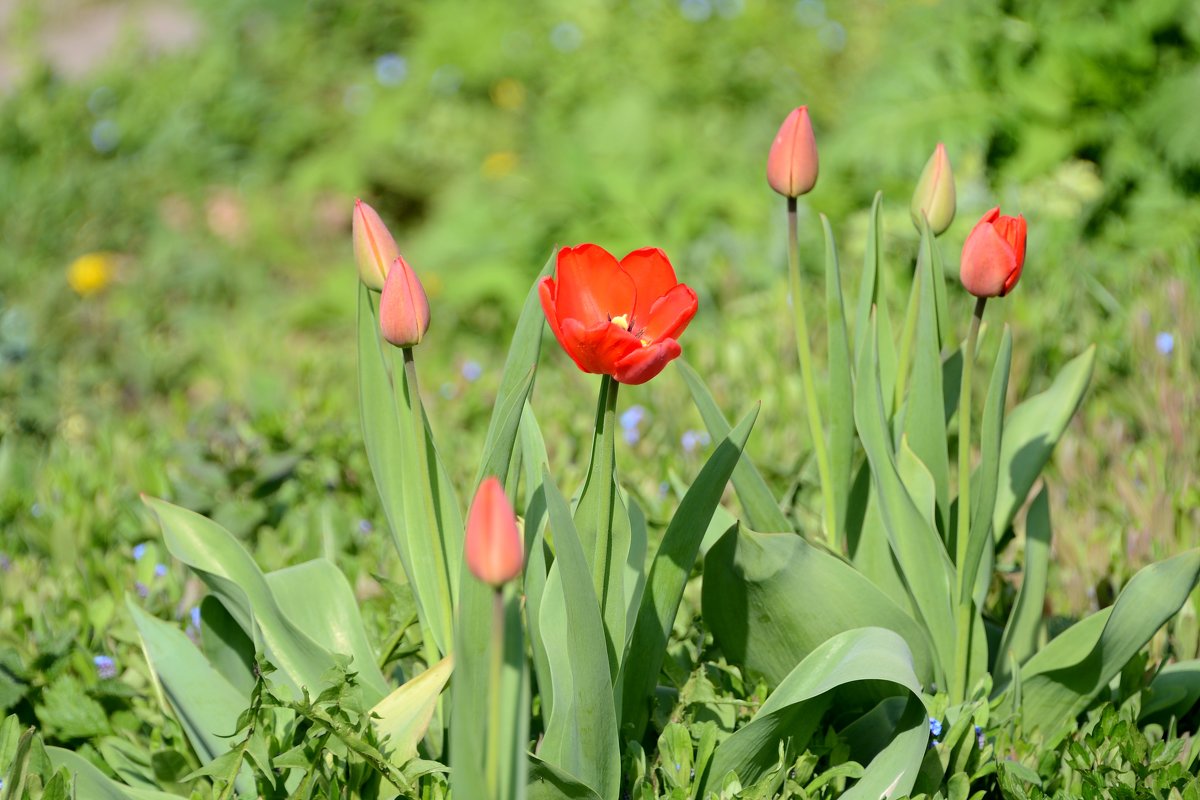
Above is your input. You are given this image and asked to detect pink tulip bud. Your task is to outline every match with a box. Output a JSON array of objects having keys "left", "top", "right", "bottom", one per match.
[
  {"left": 767, "top": 106, "right": 819, "bottom": 198},
  {"left": 960, "top": 207, "right": 1027, "bottom": 298},
  {"left": 379, "top": 254, "right": 431, "bottom": 347},
  {"left": 465, "top": 477, "right": 523, "bottom": 587},
  {"left": 910, "top": 143, "right": 956, "bottom": 235},
  {"left": 353, "top": 199, "right": 399, "bottom": 291}
]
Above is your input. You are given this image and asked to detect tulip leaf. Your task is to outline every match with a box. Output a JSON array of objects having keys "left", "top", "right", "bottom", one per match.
[
  {"left": 703, "top": 525, "right": 936, "bottom": 686},
  {"left": 992, "top": 346, "right": 1095, "bottom": 537},
  {"left": 126, "top": 599, "right": 254, "bottom": 797},
  {"left": 1016, "top": 548, "right": 1200, "bottom": 741},
  {"left": 822, "top": 215, "right": 854, "bottom": 548},
  {"left": 676, "top": 359, "right": 791, "bottom": 532},
  {"left": 617, "top": 405, "right": 758, "bottom": 741},
  {"left": 47, "top": 747, "right": 181, "bottom": 800},
  {"left": 538, "top": 467, "right": 621, "bottom": 800},
  {"left": 1140, "top": 661, "right": 1200, "bottom": 724},
  {"left": 377, "top": 656, "right": 454, "bottom": 770},
  {"left": 474, "top": 251, "right": 553, "bottom": 486},
  {"left": 853, "top": 192, "right": 898, "bottom": 415},
  {"left": 702, "top": 628, "right": 927, "bottom": 800},
  {"left": 527, "top": 755, "right": 603, "bottom": 800},
  {"left": 264, "top": 559, "right": 389, "bottom": 704},
  {"left": 849, "top": 473, "right": 916, "bottom": 616},
  {"left": 854, "top": 315, "right": 955, "bottom": 683},
  {"left": 144, "top": 496, "right": 336, "bottom": 696},
  {"left": 198, "top": 595, "right": 256, "bottom": 696},
  {"left": 993, "top": 487, "right": 1052, "bottom": 684},
  {"left": 928, "top": 222, "right": 951, "bottom": 351},
  {"left": 520, "top": 406, "right": 554, "bottom": 721},
  {"left": 901, "top": 223, "right": 950, "bottom": 535}
]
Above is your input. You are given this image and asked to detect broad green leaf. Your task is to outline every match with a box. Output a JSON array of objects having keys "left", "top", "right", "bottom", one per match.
[
  {"left": 822, "top": 215, "right": 854, "bottom": 547},
  {"left": 474, "top": 252, "right": 553, "bottom": 486},
  {"left": 994, "top": 487, "right": 1051, "bottom": 684},
  {"left": 527, "top": 755, "right": 603, "bottom": 800},
  {"left": 901, "top": 223, "right": 950, "bottom": 534},
  {"left": 623, "top": 497, "right": 649, "bottom": 654},
  {"left": 46, "top": 748, "right": 180, "bottom": 800},
  {"left": 617, "top": 406, "right": 758, "bottom": 741},
  {"left": 848, "top": 465, "right": 914, "bottom": 616},
  {"left": 993, "top": 346, "right": 1095, "bottom": 536},
  {"left": 854, "top": 315, "right": 955, "bottom": 683},
  {"left": 375, "top": 656, "right": 453, "bottom": 767},
  {"left": 125, "top": 600, "right": 253, "bottom": 797},
  {"left": 145, "top": 497, "right": 335, "bottom": 695},
  {"left": 703, "top": 526, "right": 936, "bottom": 686},
  {"left": 853, "top": 192, "right": 898, "bottom": 415},
  {"left": 897, "top": 438, "right": 937, "bottom": 532},
  {"left": 1017, "top": 548, "right": 1200, "bottom": 740},
  {"left": 266, "top": 559, "right": 389, "bottom": 703},
  {"left": 199, "top": 596, "right": 255, "bottom": 696},
  {"left": 1140, "top": 661, "right": 1200, "bottom": 723},
  {"left": 703, "top": 628, "right": 927, "bottom": 800},
  {"left": 538, "top": 469, "right": 620, "bottom": 800},
  {"left": 521, "top": 411, "right": 553, "bottom": 720},
  {"left": 676, "top": 359, "right": 791, "bottom": 533}
]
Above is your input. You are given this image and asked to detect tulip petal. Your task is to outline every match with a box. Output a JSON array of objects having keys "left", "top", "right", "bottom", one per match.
[
  {"left": 960, "top": 220, "right": 1016, "bottom": 298},
  {"left": 639, "top": 284, "right": 698, "bottom": 343},
  {"left": 555, "top": 244, "right": 636, "bottom": 327},
  {"left": 465, "top": 476, "right": 523, "bottom": 586},
  {"left": 621, "top": 247, "right": 679, "bottom": 318},
  {"left": 561, "top": 317, "right": 643, "bottom": 375},
  {"left": 613, "top": 339, "right": 682, "bottom": 385},
  {"left": 539, "top": 276, "right": 578, "bottom": 364}
]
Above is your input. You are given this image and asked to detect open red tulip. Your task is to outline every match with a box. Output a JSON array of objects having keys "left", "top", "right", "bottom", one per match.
[{"left": 539, "top": 244, "right": 698, "bottom": 385}]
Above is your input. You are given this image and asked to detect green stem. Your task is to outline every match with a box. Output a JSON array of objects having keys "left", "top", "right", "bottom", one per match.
[
  {"left": 403, "top": 347, "right": 455, "bottom": 654},
  {"left": 894, "top": 257, "right": 921, "bottom": 413},
  {"left": 590, "top": 375, "right": 620, "bottom": 612},
  {"left": 485, "top": 589, "right": 505, "bottom": 799},
  {"left": 952, "top": 296, "right": 986, "bottom": 703},
  {"left": 787, "top": 197, "right": 837, "bottom": 547}
]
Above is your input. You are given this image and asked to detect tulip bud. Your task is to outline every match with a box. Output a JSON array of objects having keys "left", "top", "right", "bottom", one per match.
[
  {"left": 465, "top": 477, "right": 523, "bottom": 587},
  {"left": 352, "top": 199, "right": 399, "bottom": 291},
  {"left": 960, "top": 207, "right": 1027, "bottom": 298},
  {"left": 910, "top": 143, "right": 956, "bottom": 235},
  {"left": 379, "top": 254, "right": 431, "bottom": 347},
  {"left": 767, "top": 106, "right": 819, "bottom": 198}
]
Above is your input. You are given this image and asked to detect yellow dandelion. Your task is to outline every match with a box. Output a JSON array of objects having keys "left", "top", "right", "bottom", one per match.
[
  {"left": 481, "top": 151, "right": 519, "bottom": 180},
  {"left": 67, "top": 252, "right": 116, "bottom": 297},
  {"left": 490, "top": 78, "right": 526, "bottom": 111}
]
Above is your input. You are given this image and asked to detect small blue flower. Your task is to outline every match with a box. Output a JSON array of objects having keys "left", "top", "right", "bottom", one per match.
[
  {"left": 658, "top": 482, "right": 670, "bottom": 499},
  {"left": 94, "top": 655, "right": 117, "bottom": 679},
  {"left": 1156, "top": 332, "right": 1175, "bottom": 356},
  {"left": 30, "top": 502, "right": 43, "bottom": 518},
  {"left": 0, "top": 553, "right": 9, "bottom": 572},
  {"left": 135, "top": 581, "right": 149, "bottom": 598},
  {"left": 132, "top": 543, "right": 147, "bottom": 561},
  {"left": 975, "top": 724, "right": 986, "bottom": 750},
  {"left": 550, "top": 22, "right": 582, "bottom": 52},
  {"left": 462, "top": 360, "right": 483, "bottom": 382},
  {"left": 154, "top": 563, "right": 168, "bottom": 578},
  {"left": 357, "top": 519, "right": 374, "bottom": 535},
  {"left": 374, "top": 54, "right": 408, "bottom": 87},
  {"left": 90, "top": 119, "right": 120, "bottom": 153},
  {"left": 681, "top": 430, "right": 711, "bottom": 454},
  {"left": 928, "top": 717, "right": 942, "bottom": 738},
  {"left": 622, "top": 427, "right": 640, "bottom": 445},
  {"left": 620, "top": 405, "right": 646, "bottom": 431},
  {"left": 190, "top": 606, "right": 202, "bottom": 629}
]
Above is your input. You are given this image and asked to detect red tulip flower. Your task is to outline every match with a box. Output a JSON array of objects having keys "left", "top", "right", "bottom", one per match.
[
  {"left": 960, "top": 207, "right": 1027, "bottom": 298},
  {"left": 539, "top": 245, "right": 698, "bottom": 385},
  {"left": 465, "top": 476, "right": 523, "bottom": 588},
  {"left": 767, "top": 106, "right": 819, "bottom": 198}
]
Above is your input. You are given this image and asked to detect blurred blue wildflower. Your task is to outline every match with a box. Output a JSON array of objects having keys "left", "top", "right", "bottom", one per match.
[
  {"left": 928, "top": 717, "right": 942, "bottom": 738},
  {"left": 190, "top": 606, "right": 202, "bottom": 629},
  {"left": 358, "top": 518, "right": 374, "bottom": 535},
  {"left": 975, "top": 724, "right": 985, "bottom": 750},
  {"left": 620, "top": 405, "right": 646, "bottom": 430},
  {"left": 30, "top": 502, "right": 43, "bottom": 518},
  {"left": 681, "top": 430, "right": 711, "bottom": 454},
  {"left": 1156, "top": 331, "right": 1174, "bottom": 356},
  {"left": 90, "top": 119, "right": 120, "bottom": 153},
  {"left": 374, "top": 54, "right": 408, "bottom": 86},
  {"left": 680, "top": 0, "right": 712, "bottom": 22},
  {"left": 135, "top": 581, "right": 149, "bottom": 598},
  {"left": 132, "top": 543, "right": 147, "bottom": 561},
  {"left": 462, "top": 360, "right": 483, "bottom": 382},
  {"left": 658, "top": 482, "right": 670, "bottom": 499},
  {"left": 0, "top": 553, "right": 9, "bottom": 572},
  {"left": 94, "top": 655, "right": 117, "bottom": 679},
  {"left": 550, "top": 22, "right": 582, "bottom": 52},
  {"left": 87, "top": 86, "right": 115, "bottom": 115},
  {"left": 430, "top": 65, "right": 463, "bottom": 94},
  {"left": 154, "top": 563, "right": 168, "bottom": 578}
]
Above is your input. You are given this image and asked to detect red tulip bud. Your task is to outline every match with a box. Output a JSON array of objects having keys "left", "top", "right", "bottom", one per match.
[
  {"left": 767, "top": 106, "right": 819, "bottom": 198},
  {"left": 960, "top": 207, "right": 1027, "bottom": 298},
  {"left": 353, "top": 199, "right": 399, "bottom": 291},
  {"left": 379, "top": 254, "right": 431, "bottom": 347},
  {"left": 465, "top": 477, "right": 523, "bottom": 588},
  {"left": 910, "top": 143, "right": 956, "bottom": 235}
]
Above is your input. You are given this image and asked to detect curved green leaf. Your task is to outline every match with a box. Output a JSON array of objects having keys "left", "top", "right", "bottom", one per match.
[
  {"left": 994, "top": 487, "right": 1051, "bottom": 684},
  {"left": 47, "top": 748, "right": 180, "bottom": 800},
  {"left": 823, "top": 215, "right": 854, "bottom": 547},
  {"left": 1140, "top": 661, "right": 1200, "bottom": 723},
  {"left": 375, "top": 656, "right": 453, "bottom": 767},
  {"left": 527, "top": 755, "right": 602, "bottom": 800}
]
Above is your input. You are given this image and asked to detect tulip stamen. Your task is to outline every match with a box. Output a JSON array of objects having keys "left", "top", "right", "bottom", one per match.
[{"left": 610, "top": 314, "right": 632, "bottom": 331}]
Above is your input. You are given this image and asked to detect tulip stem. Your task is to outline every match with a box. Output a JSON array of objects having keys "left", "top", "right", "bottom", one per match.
[
  {"left": 952, "top": 296, "right": 986, "bottom": 704},
  {"left": 589, "top": 375, "right": 620, "bottom": 620},
  {"left": 403, "top": 347, "right": 455, "bottom": 654},
  {"left": 485, "top": 588, "right": 505, "bottom": 798},
  {"left": 787, "top": 197, "right": 837, "bottom": 548}
]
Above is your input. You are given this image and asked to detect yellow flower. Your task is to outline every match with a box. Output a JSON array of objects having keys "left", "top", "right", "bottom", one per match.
[
  {"left": 482, "top": 151, "right": 519, "bottom": 180},
  {"left": 67, "top": 253, "right": 115, "bottom": 296},
  {"left": 490, "top": 78, "right": 526, "bottom": 111}
]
